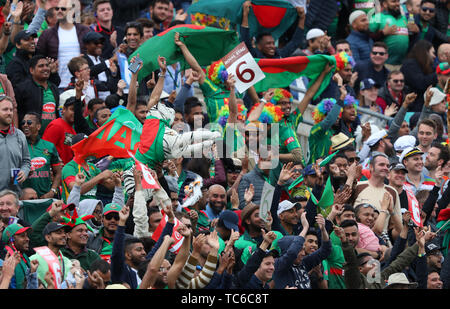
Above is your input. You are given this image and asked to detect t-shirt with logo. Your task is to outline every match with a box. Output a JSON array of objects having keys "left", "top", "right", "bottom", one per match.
[
  {"left": 369, "top": 12, "right": 409, "bottom": 65},
  {"left": 36, "top": 81, "right": 57, "bottom": 135},
  {"left": 22, "top": 137, "right": 61, "bottom": 197},
  {"left": 61, "top": 160, "right": 101, "bottom": 203}
]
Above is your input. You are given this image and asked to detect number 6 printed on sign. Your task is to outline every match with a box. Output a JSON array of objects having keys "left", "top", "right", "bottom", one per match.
[{"left": 222, "top": 42, "right": 265, "bottom": 93}]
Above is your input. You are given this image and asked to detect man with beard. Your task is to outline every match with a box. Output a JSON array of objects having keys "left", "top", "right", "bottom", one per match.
[
  {"left": 30, "top": 222, "right": 72, "bottom": 288},
  {"left": 346, "top": 11, "right": 373, "bottom": 63},
  {"left": 147, "top": 0, "right": 171, "bottom": 36},
  {"left": 88, "top": 203, "right": 133, "bottom": 263},
  {"left": 205, "top": 185, "right": 227, "bottom": 222},
  {"left": 15, "top": 55, "right": 60, "bottom": 136},
  {"left": 410, "top": 0, "right": 448, "bottom": 48},
  {"left": 424, "top": 143, "right": 450, "bottom": 180},
  {"left": 7, "top": 30, "right": 60, "bottom": 87},
  {"left": 369, "top": 0, "right": 416, "bottom": 69},
  {"left": 0, "top": 96, "right": 30, "bottom": 192},
  {"left": 111, "top": 205, "right": 147, "bottom": 289},
  {"left": 21, "top": 112, "right": 62, "bottom": 199},
  {"left": 36, "top": 0, "right": 91, "bottom": 90},
  {"left": 360, "top": 129, "right": 396, "bottom": 169},
  {"left": 354, "top": 153, "right": 403, "bottom": 237}
]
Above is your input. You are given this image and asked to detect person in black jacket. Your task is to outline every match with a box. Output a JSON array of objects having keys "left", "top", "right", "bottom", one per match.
[
  {"left": 14, "top": 55, "right": 60, "bottom": 136},
  {"left": 82, "top": 31, "right": 120, "bottom": 100},
  {"left": 6, "top": 30, "right": 61, "bottom": 88}
]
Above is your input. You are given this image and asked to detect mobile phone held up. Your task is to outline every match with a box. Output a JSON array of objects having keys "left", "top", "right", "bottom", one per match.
[{"left": 128, "top": 57, "right": 143, "bottom": 74}]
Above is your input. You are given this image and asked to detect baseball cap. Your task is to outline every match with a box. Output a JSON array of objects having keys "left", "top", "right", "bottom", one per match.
[
  {"left": 389, "top": 163, "right": 408, "bottom": 173},
  {"left": 436, "top": 62, "right": 450, "bottom": 75},
  {"left": 82, "top": 31, "right": 105, "bottom": 44},
  {"left": 359, "top": 78, "right": 379, "bottom": 91},
  {"left": 2, "top": 224, "right": 31, "bottom": 243},
  {"left": 424, "top": 87, "right": 446, "bottom": 106},
  {"left": 425, "top": 241, "right": 443, "bottom": 255},
  {"left": 394, "top": 135, "right": 416, "bottom": 152},
  {"left": 349, "top": 10, "right": 366, "bottom": 25},
  {"left": 366, "top": 129, "right": 388, "bottom": 147},
  {"left": 400, "top": 147, "right": 424, "bottom": 163},
  {"left": 218, "top": 210, "right": 239, "bottom": 231},
  {"left": 302, "top": 164, "right": 316, "bottom": 177},
  {"left": 306, "top": 28, "right": 325, "bottom": 40},
  {"left": 277, "top": 200, "right": 299, "bottom": 217},
  {"left": 14, "top": 30, "right": 37, "bottom": 45},
  {"left": 42, "top": 222, "right": 67, "bottom": 237},
  {"left": 46, "top": 202, "right": 76, "bottom": 213},
  {"left": 103, "top": 203, "right": 122, "bottom": 215}
]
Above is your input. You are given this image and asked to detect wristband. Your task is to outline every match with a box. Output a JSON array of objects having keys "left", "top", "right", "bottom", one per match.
[
  {"left": 380, "top": 210, "right": 389, "bottom": 215},
  {"left": 260, "top": 98, "right": 267, "bottom": 103},
  {"left": 418, "top": 253, "right": 425, "bottom": 258}
]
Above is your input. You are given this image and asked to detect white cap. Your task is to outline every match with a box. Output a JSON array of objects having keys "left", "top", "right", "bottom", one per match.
[
  {"left": 424, "top": 87, "right": 446, "bottom": 107},
  {"left": 399, "top": 146, "right": 424, "bottom": 163},
  {"left": 306, "top": 28, "right": 325, "bottom": 40},
  {"left": 366, "top": 129, "right": 388, "bottom": 147},
  {"left": 160, "top": 90, "right": 170, "bottom": 100},
  {"left": 277, "top": 200, "right": 297, "bottom": 217},
  {"left": 394, "top": 135, "right": 416, "bottom": 152},
  {"left": 349, "top": 10, "right": 366, "bottom": 25}
]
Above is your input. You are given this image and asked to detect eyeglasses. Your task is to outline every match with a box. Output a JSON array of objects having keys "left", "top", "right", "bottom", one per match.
[
  {"left": 20, "top": 120, "right": 33, "bottom": 126},
  {"left": 104, "top": 213, "right": 119, "bottom": 220},
  {"left": 54, "top": 7, "right": 68, "bottom": 11},
  {"left": 391, "top": 79, "right": 404, "bottom": 83},
  {"left": 421, "top": 6, "right": 435, "bottom": 13},
  {"left": 371, "top": 51, "right": 386, "bottom": 56}
]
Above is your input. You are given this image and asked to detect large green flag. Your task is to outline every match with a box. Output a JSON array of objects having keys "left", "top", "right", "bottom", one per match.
[
  {"left": 71, "top": 108, "right": 143, "bottom": 163},
  {"left": 129, "top": 24, "right": 240, "bottom": 81},
  {"left": 188, "top": 0, "right": 298, "bottom": 40}
]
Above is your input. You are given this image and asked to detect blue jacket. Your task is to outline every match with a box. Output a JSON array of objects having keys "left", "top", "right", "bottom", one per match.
[
  {"left": 111, "top": 225, "right": 139, "bottom": 289},
  {"left": 234, "top": 247, "right": 271, "bottom": 289},
  {"left": 274, "top": 235, "right": 331, "bottom": 289},
  {"left": 346, "top": 30, "right": 373, "bottom": 64}
]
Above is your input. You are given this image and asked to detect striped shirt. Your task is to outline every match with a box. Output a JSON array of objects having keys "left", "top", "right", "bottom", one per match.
[{"left": 175, "top": 254, "right": 218, "bottom": 289}]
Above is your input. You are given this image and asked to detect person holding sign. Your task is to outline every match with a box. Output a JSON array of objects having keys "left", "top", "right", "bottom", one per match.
[{"left": 30, "top": 222, "right": 72, "bottom": 288}]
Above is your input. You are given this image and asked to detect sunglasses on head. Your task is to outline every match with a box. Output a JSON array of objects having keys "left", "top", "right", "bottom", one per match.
[{"left": 104, "top": 212, "right": 119, "bottom": 220}]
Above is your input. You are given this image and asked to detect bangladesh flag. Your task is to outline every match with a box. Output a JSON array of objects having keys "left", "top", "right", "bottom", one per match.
[
  {"left": 254, "top": 54, "right": 338, "bottom": 99},
  {"left": 188, "top": 0, "right": 298, "bottom": 40},
  {"left": 71, "top": 108, "right": 143, "bottom": 164},
  {"left": 129, "top": 24, "right": 239, "bottom": 82}
]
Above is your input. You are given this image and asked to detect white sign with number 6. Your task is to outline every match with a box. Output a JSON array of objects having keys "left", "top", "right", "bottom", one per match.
[{"left": 222, "top": 42, "right": 265, "bottom": 94}]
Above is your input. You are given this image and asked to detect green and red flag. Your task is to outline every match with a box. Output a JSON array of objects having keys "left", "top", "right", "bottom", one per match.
[
  {"left": 253, "top": 54, "right": 341, "bottom": 98},
  {"left": 71, "top": 108, "right": 142, "bottom": 164},
  {"left": 188, "top": 0, "right": 298, "bottom": 39},
  {"left": 129, "top": 24, "right": 239, "bottom": 81}
]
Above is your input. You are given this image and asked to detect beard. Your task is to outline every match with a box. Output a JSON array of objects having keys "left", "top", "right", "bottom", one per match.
[
  {"left": 388, "top": 8, "right": 401, "bottom": 17},
  {"left": 210, "top": 201, "right": 226, "bottom": 214}
]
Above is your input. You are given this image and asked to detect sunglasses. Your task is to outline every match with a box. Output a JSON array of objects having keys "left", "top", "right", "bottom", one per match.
[
  {"left": 55, "top": 7, "right": 68, "bottom": 11},
  {"left": 391, "top": 79, "right": 404, "bottom": 83},
  {"left": 421, "top": 6, "right": 435, "bottom": 13},
  {"left": 21, "top": 120, "right": 33, "bottom": 126},
  {"left": 348, "top": 157, "right": 360, "bottom": 163},
  {"left": 104, "top": 213, "right": 119, "bottom": 220},
  {"left": 227, "top": 169, "right": 242, "bottom": 174},
  {"left": 371, "top": 51, "right": 386, "bottom": 56}
]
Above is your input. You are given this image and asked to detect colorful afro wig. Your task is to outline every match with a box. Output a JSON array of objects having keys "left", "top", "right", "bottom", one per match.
[
  {"left": 312, "top": 98, "right": 337, "bottom": 124},
  {"left": 339, "top": 94, "right": 359, "bottom": 118},
  {"left": 270, "top": 88, "right": 294, "bottom": 105},
  {"left": 249, "top": 102, "right": 283, "bottom": 124},
  {"left": 206, "top": 59, "right": 228, "bottom": 86},
  {"left": 217, "top": 102, "right": 248, "bottom": 127},
  {"left": 334, "top": 51, "right": 356, "bottom": 71}
]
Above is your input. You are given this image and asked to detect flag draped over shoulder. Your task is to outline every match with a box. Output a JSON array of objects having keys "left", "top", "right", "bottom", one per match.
[
  {"left": 71, "top": 109, "right": 142, "bottom": 164},
  {"left": 188, "top": 0, "right": 298, "bottom": 40},
  {"left": 129, "top": 24, "right": 240, "bottom": 81},
  {"left": 254, "top": 54, "right": 338, "bottom": 98}
]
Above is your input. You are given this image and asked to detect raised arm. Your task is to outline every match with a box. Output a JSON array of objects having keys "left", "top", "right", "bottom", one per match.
[
  {"left": 174, "top": 32, "right": 206, "bottom": 84},
  {"left": 126, "top": 55, "right": 144, "bottom": 115},
  {"left": 147, "top": 56, "right": 167, "bottom": 110}
]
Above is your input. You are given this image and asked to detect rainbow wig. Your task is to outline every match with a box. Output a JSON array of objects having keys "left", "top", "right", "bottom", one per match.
[
  {"left": 270, "top": 88, "right": 293, "bottom": 104},
  {"left": 334, "top": 51, "right": 356, "bottom": 71},
  {"left": 312, "top": 98, "right": 336, "bottom": 124},
  {"left": 217, "top": 102, "right": 248, "bottom": 127},
  {"left": 343, "top": 94, "right": 359, "bottom": 110},
  {"left": 206, "top": 60, "right": 228, "bottom": 86},
  {"left": 249, "top": 102, "right": 283, "bottom": 124}
]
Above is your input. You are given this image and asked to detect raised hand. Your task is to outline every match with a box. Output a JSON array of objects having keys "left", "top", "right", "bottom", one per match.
[
  {"left": 174, "top": 32, "right": 184, "bottom": 47},
  {"left": 278, "top": 162, "right": 295, "bottom": 185},
  {"left": 157, "top": 55, "right": 167, "bottom": 73},
  {"left": 403, "top": 92, "right": 417, "bottom": 108},
  {"left": 244, "top": 184, "right": 255, "bottom": 204}
]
